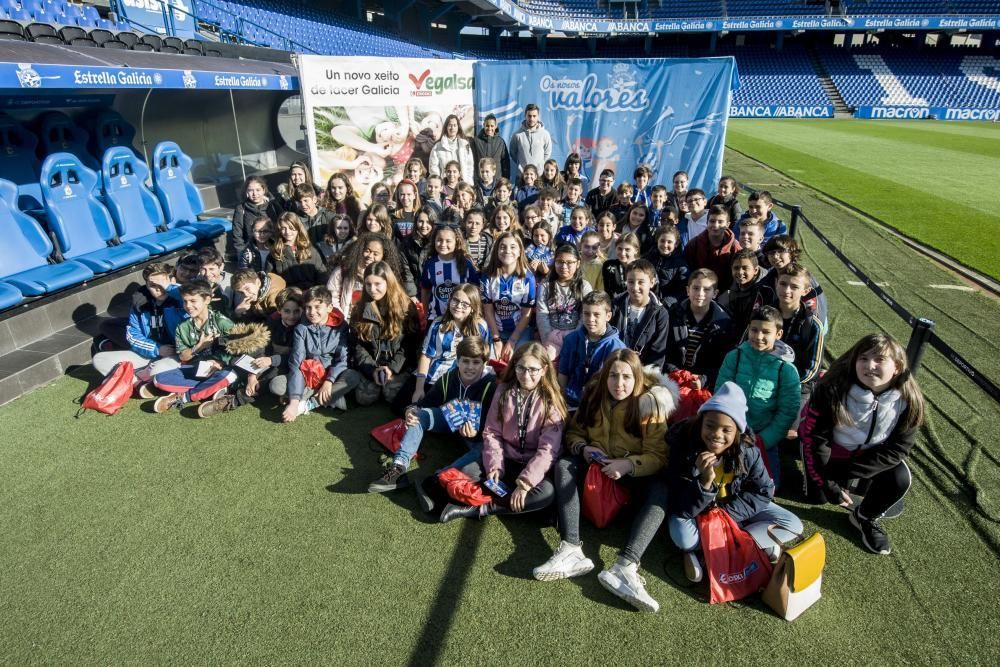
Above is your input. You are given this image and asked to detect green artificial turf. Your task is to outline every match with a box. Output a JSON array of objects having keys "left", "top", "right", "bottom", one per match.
[
  {"left": 2, "top": 138, "right": 1000, "bottom": 664},
  {"left": 725, "top": 119, "right": 1000, "bottom": 280}
]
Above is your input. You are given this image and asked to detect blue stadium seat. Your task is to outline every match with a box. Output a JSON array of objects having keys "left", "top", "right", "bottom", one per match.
[
  {"left": 0, "top": 178, "right": 94, "bottom": 296},
  {"left": 40, "top": 153, "right": 150, "bottom": 272},
  {"left": 38, "top": 111, "right": 100, "bottom": 172},
  {"left": 101, "top": 147, "right": 198, "bottom": 254},
  {"left": 151, "top": 141, "right": 230, "bottom": 238},
  {"left": 0, "top": 281, "right": 22, "bottom": 311},
  {"left": 0, "top": 113, "right": 43, "bottom": 212},
  {"left": 89, "top": 109, "right": 139, "bottom": 162}
]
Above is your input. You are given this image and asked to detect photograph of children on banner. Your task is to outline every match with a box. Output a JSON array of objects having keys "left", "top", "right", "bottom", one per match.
[{"left": 312, "top": 104, "right": 474, "bottom": 205}]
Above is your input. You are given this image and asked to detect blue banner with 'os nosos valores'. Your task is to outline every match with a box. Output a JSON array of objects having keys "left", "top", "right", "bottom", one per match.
[{"left": 474, "top": 58, "right": 737, "bottom": 192}]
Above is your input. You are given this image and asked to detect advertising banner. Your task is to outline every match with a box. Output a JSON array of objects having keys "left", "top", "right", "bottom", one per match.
[
  {"left": 730, "top": 105, "right": 833, "bottom": 119},
  {"left": 1, "top": 62, "right": 296, "bottom": 91},
  {"left": 855, "top": 106, "right": 1000, "bottom": 121},
  {"left": 475, "top": 58, "right": 736, "bottom": 192},
  {"left": 118, "top": 0, "right": 197, "bottom": 38},
  {"left": 298, "top": 56, "right": 475, "bottom": 206}
]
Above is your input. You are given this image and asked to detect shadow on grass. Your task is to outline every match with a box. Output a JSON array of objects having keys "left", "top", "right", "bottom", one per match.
[{"left": 406, "top": 519, "right": 485, "bottom": 667}]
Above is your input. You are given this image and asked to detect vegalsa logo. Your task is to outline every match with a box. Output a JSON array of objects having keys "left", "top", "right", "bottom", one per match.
[
  {"left": 540, "top": 64, "right": 649, "bottom": 112},
  {"left": 409, "top": 69, "right": 473, "bottom": 97}
]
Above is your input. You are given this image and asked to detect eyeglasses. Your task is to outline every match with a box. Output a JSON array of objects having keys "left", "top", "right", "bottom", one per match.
[
  {"left": 515, "top": 365, "right": 544, "bottom": 375},
  {"left": 451, "top": 300, "right": 472, "bottom": 309},
  {"left": 555, "top": 259, "right": 578, "bottom": 266}
]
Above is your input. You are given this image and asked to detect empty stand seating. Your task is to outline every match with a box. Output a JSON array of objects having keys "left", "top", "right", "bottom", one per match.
[
  {"left": 725, "top": 45, "right": 830, "bottom": 107},
  {"left": 151, "top": 141, "right": 231, "bottom": 239},
  {"left": 38, "top": 110, "right": 100, "bottom": 171},
  {"left": 88, "top": 109, "right": 139, "bottom": 160},
  {"left": 40, "top": 152, "right": 150, "bottom": 272},
  {"left": 0, "top": 178, "right": 94, "bottom": 298},
  {"left": 101, "top": 147, "right": 199, "bottom": 254},
  {"left": 0, "top": 113, "right": 43, "bottom": 212}
]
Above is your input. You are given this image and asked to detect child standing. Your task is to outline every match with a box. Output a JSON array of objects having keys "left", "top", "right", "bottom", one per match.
[
  {"left": 684, "top": 189, "right": 709, "bottom": 240},
  {"left": 421, "top": 224, "right": 479, "bottom": 320},
  {"left": 646, "top": 225, "right": 689, "bottom": 307},
  {"left": 558, "top": 291, "right": 625, "bottom": 409},
  {"left": 536, "top": 349, "right": 676, "bottom": 613},
  {"left": 231, "top": 176, "right": 281, "bottom": 262},
  {"left": 773, "top": 264, "right": 824, "bottom": 387},
  {"left": 562, "top": 152, "right": 588, "bottom": 191},
  {"left": 631, "top": 165, "right": 652, "bottom": 205},
  {"left": 763, "top": 235, "right": 828, "bottom": 331},
  {"left": 485, "top": 178, "right": 514, "bottom": 220},
  {"left": 601, "top": 232, "right": 640, "bottom": 298},
  {"left": 281, "top": 286, "right": 354, "bottom": 422},
  {"left": 555, "top": 205, "right": 592, "bottom": 248},
  {"left": 239, "top": 217, "right": 274, "bottom": 271},
  {"left": 400, "top": 206, "right": 436, "bottom": 287},
  {"left": 708, "top": 175, "right": 742, "bottom": 225},
  {"left": 423, "top": 174, "right": 445, "bottom": 216},
  {"left": 536, "top": 244, "right": 593, "bottom": 362},
  {"left": 684, "top": 205, "right": 742, "bottom": 292},
  {"left": 578, "top": 230, "right": 605, "bottom": 292},
  {"left": 480, "top": 232, "right": 536, "bottom": 361},
  {"left": 610, "top": 183, "right": 633, "bottom": 221},
  {"left": 666, "top": 382, "right": 803, "bottom": 583},
  {"left": 647, "top": 185, "right": 670, "bottom": 229},
  {"left": 666, "top": 269, "right": 734, "bottom": 391},
  {"left": 266, "top": 212, "right": 327, "bottom": 289},
  {"left": 315, "top": 213, "right": 355, "bottom": 268},
  {"left": 740, "top": 190, "right": 786, "bottom": 241},
  {"left": 540, "top": 159, "right": 565, "bottom": 194},
  {"left": 718, "top": 249, "right": 774, "bottom": 339},
  {"left": 463, "top": 208, "right": 493, "bottom": 271},
  {"left": 611, "top": 259, "right": 670, "bottom": 369},
  {"left": 297, "top": 184, "right": 333, "bottom": 247},
  {"left": 343, "top": 262, "right": 420, "bottom": 406},
  {"left": 438, "top": 342, "right": 567, "bottom": 524},
  {"left": 321, "top": 172, "right": 362, "bottom": 223},
  {"left": 716, "top": 306, "right": 801, "bottom": 487},
  {"left": 488, "top": 204, "right": 520, "bottom": 240},
  {"left": 799, "top": 334, "right": 924, "bottom": 555},
  {"left": 514, "top": 164, "right": 540, "bottom": 210},
  {"left": 585, "top": 168, "right": 616, "bottom": 218},
  {"left": 738, "top": 217, "right": 766, "bottom": 267},
  {"left": 668, "top": 170, "right": 689, "bottom": 210},
  {"left": 526, "top": 221, "right": 555, "bottom": 280},
  {"left": 392, "top": 179, "right": 422, "bottom": 239},
  {"left": 560, "top": 178, "right": 586, "bottom": 224},
  {"left": 474, "top": 157, "right": 499, "bottom": 206},
  {"left": 594, "top": 211, "right": 620, "bottom": 261}
]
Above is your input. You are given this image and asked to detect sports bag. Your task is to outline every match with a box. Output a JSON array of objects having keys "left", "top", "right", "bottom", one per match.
[
  {"left": 698, "top": 506, "right": 774, "bottom": 604},
  {"left": 762, "top": 528, "right": 826, "bottom": 621},
  {"left": 78, "top": 361, "right": 134, "bottom": 416},
  {"left": 581, "top": 462, "right": 631, "bottom": 528}
]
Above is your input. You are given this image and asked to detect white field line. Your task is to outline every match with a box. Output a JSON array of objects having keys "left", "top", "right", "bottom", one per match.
[{"left": 928, "top": 284, "right": 978, "bottom": 292}]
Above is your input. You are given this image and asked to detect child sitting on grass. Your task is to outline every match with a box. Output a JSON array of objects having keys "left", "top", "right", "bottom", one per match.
[
  {"left": 799, "top": 333, "right": 924, "bottom": 556},
  {"left": 369, "top": 336, "right": 497, "bottom": 497},
  {"left": 231, "top": 269, "right": 286, "bottom": 322},
  {"left": 666, "top": 382, "right": 803, "bottom": 584},
  {"left": 558, "top": 290, "right": 625, "bottom": 409},
  {"left": 151, "top": 279, "right": 236, "bottom": 413},
  {"left": 716, "top": 306, "right": 801, "bottom": 488},
  {"left": 280, "top": 286, "right": 354, "bottom": 422}
]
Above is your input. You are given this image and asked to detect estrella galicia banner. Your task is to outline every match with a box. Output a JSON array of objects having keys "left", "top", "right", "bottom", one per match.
[
  {"left": 298, "top": 56, "right": 476, "bottom": 206},
  {"left": 0, "top": 62, "right": 296, "bottom": 92},
  {"left": 475, "top": 58, "right": 737, "bottom": 191},
  {"left": 117, "top": 0, "right": 197, "bottom": 38}
]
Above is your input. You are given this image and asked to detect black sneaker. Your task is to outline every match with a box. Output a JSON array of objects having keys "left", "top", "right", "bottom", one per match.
[
  {"left": 849, "top": 507, "right": 892, "bottom": 555},
  {"left": 368, "top": 463, "right": 409, "bottom": 493}
]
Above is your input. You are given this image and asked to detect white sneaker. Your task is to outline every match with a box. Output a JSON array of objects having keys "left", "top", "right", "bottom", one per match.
[
  {"left": 296, "top": 397, "right": 318, "bottom": 416},
  {"left": 598, "top": 560, "right": 660, "bottom": 612},
  {"left": 532, "top": 541, "right": 595, "bottom": 581},
  {"left": 683, "top": 552, "right": 703, "bottom": 583}
]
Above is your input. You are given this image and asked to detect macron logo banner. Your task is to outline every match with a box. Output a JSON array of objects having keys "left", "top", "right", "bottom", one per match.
[{"left": 474, "top": 58, "right": 737, "bottom": 192}]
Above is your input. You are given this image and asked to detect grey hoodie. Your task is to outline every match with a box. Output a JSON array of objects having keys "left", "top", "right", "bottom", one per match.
[{"left": 510, "top": 120, "right": 552, "bottom": 174}]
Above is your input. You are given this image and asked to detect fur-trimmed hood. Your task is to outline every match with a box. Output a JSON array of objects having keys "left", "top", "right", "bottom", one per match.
[
  {"left": 224, "top": 322, "right": 271, "bottom": 356},
  {"left": 641, "top": 364, "right": 681, "bottom": 422}
]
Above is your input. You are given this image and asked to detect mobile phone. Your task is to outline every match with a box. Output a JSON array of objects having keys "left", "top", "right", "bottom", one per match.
[
  {"left": 483, "top": 479, "right": 509, "bottom": 497},
  {"left": 590, "top": 451, "right": 609, "bottom": 464}
]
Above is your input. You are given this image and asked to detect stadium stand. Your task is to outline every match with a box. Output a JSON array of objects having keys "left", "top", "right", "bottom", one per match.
[{"left": 722, "top": 45, "right": 831, "bottom": 108}]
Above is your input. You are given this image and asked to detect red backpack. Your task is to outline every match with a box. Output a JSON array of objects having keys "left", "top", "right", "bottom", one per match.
[{"left": 78, "top": 361, "right": 134, "bottom": 416}]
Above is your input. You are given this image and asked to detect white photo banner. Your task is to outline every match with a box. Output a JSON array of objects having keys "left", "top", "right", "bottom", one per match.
[{"left": 299, "top": 56, "right": 475, "bottom": 206}]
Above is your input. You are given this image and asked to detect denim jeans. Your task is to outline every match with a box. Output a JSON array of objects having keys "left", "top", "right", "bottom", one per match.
[
  {"left": 554, "top": 454, "right": 669, "bottom": 566},
  {"left": 394, "top": 407, "right": 482, "bottom": 470},
  {"left": 668, "top": 502, "right": 803, "bottom": 560}
]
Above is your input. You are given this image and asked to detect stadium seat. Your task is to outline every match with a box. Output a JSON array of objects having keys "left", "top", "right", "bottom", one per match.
[
  {"left": 139, "top": 33, "right": 161, "bottom": 51},
  {"left": 101, "top": 38, "right": 127, "bottom": 49},
  {"left": 38, "top": 111, "right": 100, "bottom": 171},
  {"left": 25, "top": 22, "right": 61, "bottom": 44},
  {"left": 0, "top": 178, "right": 94, "bottom": 296},
  {"left": 89, "top": 109, "right": 138, "bottom": 161},
  {"left": 0, "top": 113, "right": 43, "bottom": 212},
  {"left": 88, "top": 27, "right": 113, "bottom": 45},
  {"left": 116, "top": 30, "right": 138, "bottom": 48},
  {"left": 58, "top": 25, "right": 86, "bottom": 42},
  {"left": 0, "top": 281, "right": 23, "bottom": 311},
  {"left": 40, "top": 153, "right": 150, "bottom": 273},
  {"left": 151, "top": 141, "right": 230, "bottom": 239},
  {"left": 101, "top": 147, "right": 197, "bottom": 254},
  {"left": 0, "top": 19, "right": 25, "bottom": 40}
]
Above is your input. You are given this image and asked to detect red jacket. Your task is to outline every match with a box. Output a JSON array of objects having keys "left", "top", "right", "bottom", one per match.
[{"left": 684, "top": 229, "right": 742, "bottom": 292}]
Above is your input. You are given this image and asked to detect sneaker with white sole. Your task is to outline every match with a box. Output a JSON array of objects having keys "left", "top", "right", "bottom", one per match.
[
  {"left": 136, "top": 382, "right": 155, "bottom": 399},
  {"left": 197, "top": 395, "right": 237, "bottom": 418},
  {"left": 597, "top": 559, "right": 660, "bottom": 612},
  {"left": 683, "top": 551, "right": 703, "bottom": 583},
  {"left": 153, "top": 393, "right": 183, "bottom": 413},
  {"left": 849, "top": 507, "right": 892, "bottom": 555},
  {"left": 532, "top": 541, "right": 595, "bottom": 581},
  {"left": 368, "top": 463, "right": 409, "bottom": 493},
  {"left": 211, "top": 388, "right": 227, "bottom": 401}
]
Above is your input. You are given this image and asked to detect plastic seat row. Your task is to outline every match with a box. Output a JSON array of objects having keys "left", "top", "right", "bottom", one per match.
[
  {"left": 0, "top": 17, "right": 222, "bottom": 55},
  {"left": 0, "top": 141, "right": 230, "bottom": 311},
  {"left": 1, "top": 0, "right": 116, "bottom": 29}
]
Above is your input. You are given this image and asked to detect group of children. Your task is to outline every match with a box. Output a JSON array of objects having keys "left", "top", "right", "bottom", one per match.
[{"left": 90, "top": 152, "right": 924, "bottom": 613}]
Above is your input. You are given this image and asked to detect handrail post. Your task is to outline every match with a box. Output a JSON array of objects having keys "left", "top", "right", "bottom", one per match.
[
  {"left": 789, "top": 204, "right": 802, "bottom": 240},
  {"left": 906, "top": 317, "right": 935, "bottom": 376}
]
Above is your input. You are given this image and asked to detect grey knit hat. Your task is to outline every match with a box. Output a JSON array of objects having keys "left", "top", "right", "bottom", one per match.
[{"left": 698, "top": 381, "right": 748, "bottom": 433}]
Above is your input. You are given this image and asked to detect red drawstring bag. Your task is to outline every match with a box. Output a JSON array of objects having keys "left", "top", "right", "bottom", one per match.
[
  {"left": 581, "top": 462, "right": 631, "bottom": 528},
  {"left": 668, "top": 369, "right": 713, "bottom": 424},
  {"left": 488, "top": 358, "right": 508, "bottom": 376},
  {"left": 370, "top": 418, "right": 423, "bottom": 460},
  {"left": 412, "top": 298, "right": 428, "bottom": 334},
  {"left": 78, "top": 361, "right": 134, "bottom": 416},
  {"left": 300, "top": 359, "right": 326, "bottom": 390},
  {"left": 698, "top": 506, "right": 774, "bottom": 604},
  {"left": 436, "top": 468, "right": 492, "bottom": 507}
]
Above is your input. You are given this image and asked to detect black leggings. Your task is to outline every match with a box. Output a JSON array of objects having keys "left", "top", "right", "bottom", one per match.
[
  {"left": 458, "top": 460, "right": 555, "bottom": 516},
  {"left": 806, "top": 460, "right": 912, "bottom": 519}
]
